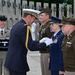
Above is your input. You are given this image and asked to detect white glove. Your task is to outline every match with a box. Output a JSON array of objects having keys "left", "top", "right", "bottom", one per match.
[
  {"left": 44, "top": 38, "right": 53, "bottom": 46},
  {"left": 39, "top": 37, "right": 50, "bottom": 43}
]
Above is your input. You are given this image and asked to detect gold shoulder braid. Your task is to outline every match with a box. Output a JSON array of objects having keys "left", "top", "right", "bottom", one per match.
[
  {"left": 24, "top": 24, "right": 27, "bottom": 26},
  {"left": 25, "top": 25, "right": 32, "bottom": 50}
]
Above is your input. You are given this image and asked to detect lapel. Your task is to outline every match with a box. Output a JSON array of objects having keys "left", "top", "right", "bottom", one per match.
[
  {"left": 52, "top": 30, "right": 62, "bottom": 41},
  {"left": 40, "top": 20, "right": 51, "bottom": 30},
  {"left": 62, "top": 36, "right": 67, "bottom": 47},
  {"left": 4, "top": 28, "right": 7, "bottom": 33}
]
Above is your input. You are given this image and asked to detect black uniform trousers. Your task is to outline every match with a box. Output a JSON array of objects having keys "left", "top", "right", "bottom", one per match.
[
  {"left": 51, "top": 70, "right": 64, "bottom": 75},
  {"left": 51, "top": 70, "right": 59, "bottom": 75},
  {"left": 9, "top": 70, "right": 26, "bottom": 75}
]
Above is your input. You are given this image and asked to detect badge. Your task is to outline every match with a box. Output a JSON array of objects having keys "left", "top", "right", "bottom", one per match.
[
  {"left": 53, "top": 39, "right": 58, "bottom": 43},
  {"left": 67, "top": 42, "right": 72, "bottom": 44},
  {"left": 66, "top": 42, "right": 72, "bottom": 47}
]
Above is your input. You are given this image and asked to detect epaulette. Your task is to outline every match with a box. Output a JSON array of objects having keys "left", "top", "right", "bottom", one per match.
[{"left": 24, "top": 24, "right": 28, "bottom": 26}]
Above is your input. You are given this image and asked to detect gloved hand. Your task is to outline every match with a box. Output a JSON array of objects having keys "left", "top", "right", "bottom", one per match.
[
  {"left": 39, "top": 37, "right": 50, "bottom": 43},
  {"left": 44, "top": 38, "right": 53, "bottom": 46}
]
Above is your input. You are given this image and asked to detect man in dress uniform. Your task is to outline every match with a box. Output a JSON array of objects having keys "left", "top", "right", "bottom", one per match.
[
  {"left": 0, "top": 15, "right": 10, "bottom": 75},
  {"left": 61, "top": 17, "right": 75, "bottom": 75},
  {"left": 0, "top": 15, "right": 9, "bottom": 38},
  {"left": 4, "top": 9, "right": 47, "bottom": 75},
  {"left": 39, "top": 8, "right": 54, "bottom": 75}
]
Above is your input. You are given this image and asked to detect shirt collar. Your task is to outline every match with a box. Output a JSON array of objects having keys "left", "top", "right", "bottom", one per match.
[{"left": 53, "top": 29, "right": 61, "bottom": 37}]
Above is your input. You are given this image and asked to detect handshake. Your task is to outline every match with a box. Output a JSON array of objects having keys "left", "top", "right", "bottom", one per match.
[{"left": 39, "top": 37, "right": 53, "bottom": 46}]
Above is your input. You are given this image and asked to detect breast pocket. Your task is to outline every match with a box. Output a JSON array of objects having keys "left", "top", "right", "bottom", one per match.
[{"left": 64, "top": 43, "right": 73, "bottom": 56}]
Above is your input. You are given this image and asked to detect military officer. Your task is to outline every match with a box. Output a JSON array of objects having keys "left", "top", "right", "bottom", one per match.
[
  {"left": 39, "top": 8, "right": 54, "bottom": 75},
  {"left": 61, "top": 17, "right": 75, "bottom": 75},
  {"left": 39, "top": 17, "right": 65, "bottom": 75},
  {"left": 40, "top": 17, "right": 64, "bottom": 75},
  {"left": 0, "top": 15, "right": 10, "bottom": 75},
  {"left": 4, "top": 9, "right": 47, "bottom": 75},
  {"left": 0, "top": 15, "right": 10, "bottom": 38},
  {"left": 49, "top": 17, "right": 64, "bottom": 75}
]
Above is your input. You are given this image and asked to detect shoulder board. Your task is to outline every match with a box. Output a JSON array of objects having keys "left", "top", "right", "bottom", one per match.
[{"left": 24, "top": 24, "right": 28, "bottom": 26}]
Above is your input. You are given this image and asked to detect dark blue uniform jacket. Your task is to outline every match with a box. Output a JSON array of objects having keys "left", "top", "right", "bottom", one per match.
[
  {"left": 49, "top": 30, "right": 64, "bottom": 71},
  {"left": 4, "top": 19, "right": 46, "bottom": 72}
]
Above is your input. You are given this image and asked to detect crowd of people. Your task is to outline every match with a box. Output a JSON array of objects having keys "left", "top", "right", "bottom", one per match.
[{"left": 0, "top": 8, "right": 75, "bottom": 75}]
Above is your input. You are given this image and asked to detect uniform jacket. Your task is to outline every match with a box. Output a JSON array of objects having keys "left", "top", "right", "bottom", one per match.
[
  {"left": 0, "top": 28, "right": 10, "bottom": 38},
  {"left": 0, "top": 28, "right": 10, "bottom": 51},
  {"left": 39, "top": 20, "right": 54, "bottom": 53},
  {"left": 4, "top": 19, "right": 46, "bottom": 72},
  {"left": 49, "top": 30, "right": 64, "bottom": 71},
  {"left": 62, "top": 30, "right": 75, "bottom": 71}
]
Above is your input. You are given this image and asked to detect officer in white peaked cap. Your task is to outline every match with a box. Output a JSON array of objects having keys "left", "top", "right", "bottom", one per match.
[
  {"left": 4, "top": 8, "right": 47, "bottom": 75},
  {"left": 23, "top": 9, "right": 40, "bottom": 20}
]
